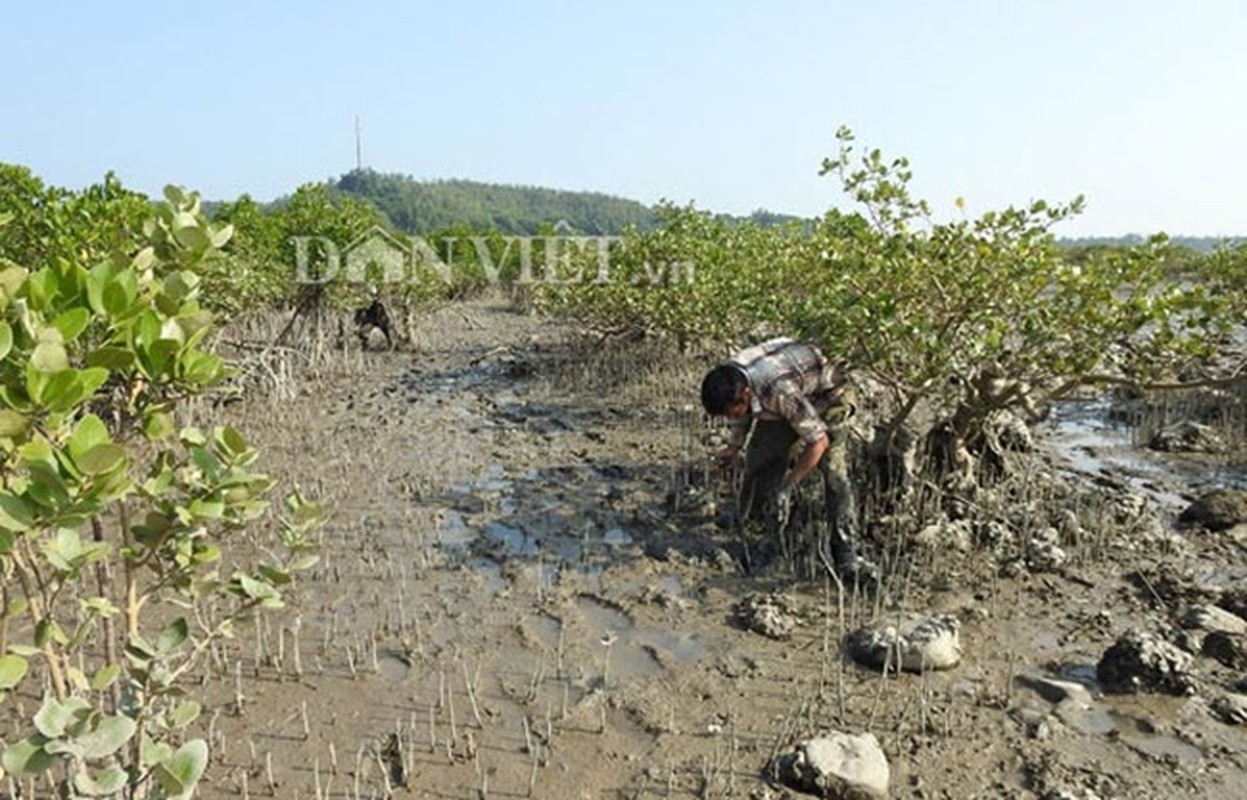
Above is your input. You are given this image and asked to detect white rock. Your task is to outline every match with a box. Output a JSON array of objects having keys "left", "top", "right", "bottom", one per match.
[
  {"left": 1211, "top": 693, "right": 1247, "bottom": 725},
  {"left": 1019, "top": 675, "right": 1094, "bottom": 707},
  {"left": 847, "top": 614, "right": 962, "bottom": 672},
  {"left": 1181, "top": 604, "right": 1247, "bottom": 635},
  {"left": 778, "top": 732, "right": 890, "bottom": 800},
  {"left": 1026, "top": 532, "right": 1068, "bottom": 572},
  {"left": 914, "top": 519, "right": 973, "bottom": 552},
  {"left": 733, "top": 593, "right": 799, "bottom": 640}
]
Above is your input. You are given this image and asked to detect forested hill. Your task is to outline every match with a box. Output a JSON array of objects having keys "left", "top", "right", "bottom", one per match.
[{"left": 330, "top": 168, "right": 656, "bottom": 234}]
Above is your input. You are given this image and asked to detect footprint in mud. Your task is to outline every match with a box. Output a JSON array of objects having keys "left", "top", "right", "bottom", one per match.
[
  {"left": 577, "top": 595, "right": 709, "bottom": 681},
  {"left": 521, "top": 595, "right": 711, "bottom": 685}
]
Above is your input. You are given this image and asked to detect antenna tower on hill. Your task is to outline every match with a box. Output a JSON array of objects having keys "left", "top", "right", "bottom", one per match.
[{"left": 355, "top": 115, "right": 363, "bottom": 171}]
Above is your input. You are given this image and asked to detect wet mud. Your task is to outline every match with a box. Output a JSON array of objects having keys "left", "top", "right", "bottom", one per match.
[{"left": 182, "top": 299, "right": 1247, "bottom": 799}]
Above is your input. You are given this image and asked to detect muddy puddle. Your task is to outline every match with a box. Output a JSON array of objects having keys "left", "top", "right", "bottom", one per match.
[
  {"left": 437, "top": 458, "right": 654, "bottom": 586},
  {"left": 1045, "top": 397, "right": 1247, "bottom": 509}
]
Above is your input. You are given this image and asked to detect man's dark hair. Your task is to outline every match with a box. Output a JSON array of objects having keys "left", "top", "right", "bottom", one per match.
[{"left": 701, "top": 364, "right": 748, "bottom": 415}]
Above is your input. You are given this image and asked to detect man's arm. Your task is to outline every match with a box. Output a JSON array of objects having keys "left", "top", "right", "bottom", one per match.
[
  {"left": 773, "top": 386, "right": 829, "bottom": 488},
  {"left": 783, "top": 431, "right": 829, "bottom": 488}
]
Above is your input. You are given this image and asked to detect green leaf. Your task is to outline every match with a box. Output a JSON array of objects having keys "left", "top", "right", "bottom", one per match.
[
  {"left": 73, "top": 765, "right": 129, "bottom": 796},
  {"left": 159, "top": 317, "right": 184, "bottom": 344},
  {"left": 70, "top": 415, "right": 112, "bottom": 464},
  {"left": 0, "top": 653, "right": 28, "bottom": 689},
  {"left": 51, "top": 308, "right": 91, "bottom": 343},
  {"left": 34, "top": 367, "right": 78, "bottom": 408},
  {"left": 173, "top": 225, "right": 210, "bottom": 251},
  {"left": 77, "top": 714, "right": 137, "bottom": 760},
  {"left": 25, "top": 270, "right": 58, "bottom": 308},
  {"left": 217, "top": 426, "right": 249, "bottom": 456},
  {"left": 139, "top": 732, "right": 173, "bottom": 769},
  {"left": 0, "top": 320, "right": 12, "bottom": 361},
  {"left": 156, "top": 617, "right": 189, "bottom": 655},
  {"left": 0, "top": 266, "right": 29, "bottom": 299},
  {"left": 171, "top": 210, "right": 197, "bottom": 231},
  {"left": 0, "top": 409, "right": 28, "bottom": 437},
  {"left": 35, "top": 618, "right": 69, "bottom": 648},
  {"left": 82, "top": 596, "right": 118, "bottom": 617},
  {"left": 179, "top": 427, "right": 206, "bottom": 447},
  {"left": 236, "top": 573, "right": 282, "bottom": 604},
  {"left": 168, "top": 700, "right": 201, "bottom": 729},
  {"left": 66, "top": 665, "right": 90, "bottom": 694},
  {"left": 126, "top": 633, "right": 156, "bottom": 662},
  {"left": 0, "top": 493, "right": 33, "bottom": 532},
  {"left": 102, "top": 272, "right": 138, "bottom": 318},
  {"left": 20, "top": 439, "right": 56, "bottom": 469},
  {"left": 131, "top": 247, "right": 156, "bottom": 272},
  {"left": 76, "top": 367, "right": 110, "bottom": 398},
  {"left": 291, "top": 553, "right": 320, "bottom": 572},
  {"left": 140, "top": 338, "right": 179, "bottom": 378},
  {"left": 85, "top": 272, "right": 107, "bottom": 316},
  {"left": 162, "top": 272, "right": 191, "bottom": 304},
  {"left": 31, "top": 341, "right": 69, "bottom": 373},
  {"left": 188, "top": 499, "right": 224, "bottom": 520},
  {"left": 209, "top": 224, "right": 235, "bottom": 249},
  {"left": 136, "top": 311, "right": 161, "bottom": 349},
  {"left": 153, "top": 739, "right": 208, "bottom": 797},
  {"left": 181, "top": 351, "right": 223, "bottom": 384},
  {"left": 256, "top": 563, "right": 292, "bottom": 586},
  {"left": 77, "top": 443, "right": 127, "bottom": 476},
  {"left": 85, "top": 346, "right": 135, "bottom": 371},
  {"left": 1, "top": 736, "right": 56, "bottom": 777},
  {"left": 25, "top": 461, "right": 69, "bottom": 511},
  {"left": 90, "top": 664, "right": 121, "bottom": 692},
  {"left": 143, "top": 411, "right": 175, "bottom": 441},
  {"left": 33, "top": 695, "right": 91, "bottom": 738},
  {"left": 44, "top": 528, "right": 82, "bottom": 571}
]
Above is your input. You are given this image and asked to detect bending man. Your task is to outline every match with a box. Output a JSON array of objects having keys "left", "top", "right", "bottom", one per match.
[{"left": 700, "top": 337, "right": 862, "bottom": 575}]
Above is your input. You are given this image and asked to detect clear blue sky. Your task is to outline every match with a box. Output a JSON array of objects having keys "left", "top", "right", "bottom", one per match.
[{"left": 3, "top": 0, "right": 1244, "bottom": 236}]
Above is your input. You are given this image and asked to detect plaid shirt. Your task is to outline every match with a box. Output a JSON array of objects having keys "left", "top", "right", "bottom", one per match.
[{"left": 726, "top": 337, "right": 847, "bottom": 447}]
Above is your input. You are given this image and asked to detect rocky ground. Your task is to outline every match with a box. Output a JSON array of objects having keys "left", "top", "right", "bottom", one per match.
[{"left": 181, "top": 298, "right": 1247, "bottom": 799}]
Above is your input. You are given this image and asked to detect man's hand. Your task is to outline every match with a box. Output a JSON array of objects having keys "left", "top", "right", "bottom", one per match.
[{"left": 715, "top": 445, "right": 741, "bottom": 470}]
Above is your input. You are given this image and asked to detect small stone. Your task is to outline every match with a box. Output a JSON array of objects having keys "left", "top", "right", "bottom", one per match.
[
  {"left": 913, "top": 519, "right": 974, "bottom": 552},
  {"left": 1096, "top": 629, "right": 1195, "bottom": 695},
  {"left": 846, "top": 615, "right": 962, "bottom": 673},
  {"left": 1181, "top": 604, "right": 1247, "bottom": 635},
  {"left": 1211, "top": 693, "right": 1247, "bottom": 725},
  {"left": 1012, "top": 707, "right": 1052, "bottom": 739},
  {"left": 733, "top": 593, "right": 800, "bottom": 640},
  {"left": 451, "top": 493, "right": 488, "bottom": 514},
  {"left": 1017, "top": 675, "right": 1094, "bottom": 707},
  {"left": 772, "top": 732, "right": 889, "bottom": 800},
  {"left": 1148, "top": 421, "right": 1225, "bottom": 454},
  {"left": 1178, "top": 488, "right": 1247, "bottom": 532},
  {"left": 1201, "top": 631, "right": 1247, "bottom": 669},
  {"left": 1043, "top": 789, "right": 1103, "bottom": 800},
  {"left": 1109, "top": 492, "right": 1149, "bottom": 524},
  {"left": 1026, "top": 532, "right": 1068, "bottom": 572}
]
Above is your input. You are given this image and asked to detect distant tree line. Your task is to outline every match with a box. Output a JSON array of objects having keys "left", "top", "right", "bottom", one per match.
[
  {"left": 237, "top": 169, "right": 801, "bottom": 236},
  {"left": 1059, "top": 234, "right": 1245, "bottom": 254},
  {"left": 325, "top": 169, "right": 654, "bottom": 234}
]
